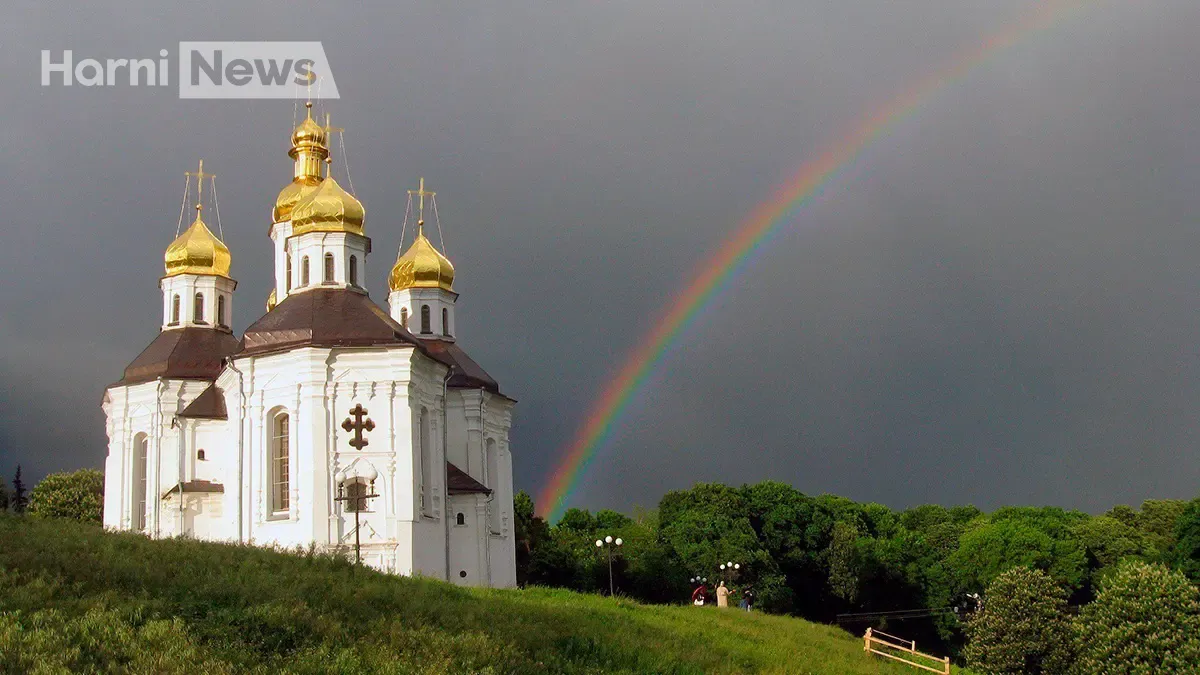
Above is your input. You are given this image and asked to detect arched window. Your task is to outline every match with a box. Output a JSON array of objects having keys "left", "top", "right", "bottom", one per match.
[
  {"left": 486, "top": 438, "right": 500, "bottom": 532},
  {"left": 400, "top": 307, "right": 408, "bottom": 329},
  {"left": 301, "top": 257, "right": 310, "bottom": 286},
  {"left": 349, "top": 255, "right": 358, "bottom": 286},
  {"left": 285, "top": 253, "right": 293, "bottom": 291},
  {"left": 323, "top": 253, "right": 335, "bottom": 283},
  {"left": 420, "top": 305, "right": 431, "bottom": 334},
  {"left": 419, "top": 407, "right": 432, "bottom": 515},
  {"left": 170, "top": 294, "right": 181, "bottom": 325},
  {"left": 217, "top": 296, "right": 227, "bottom": 328},
  {"left": 194, "top": 293, "right": 205, "bottom": 323},
  {"left": 197, "top": 449, "right": 206, "bottom": 461},
  {"left": 271, "top": 412, "right": 290, "bottom": 513},
  {"left": 134, "top": 434, "right": 149, "bottom": 530},
  {"left": 456, "top": 512, "right": 466, "bottom": 526},
  {"left": 442, "top": 308, "right": 451, "bottom": 336},
  {"left": 343, "top": 479, "right": 370, "bottom": 513}
]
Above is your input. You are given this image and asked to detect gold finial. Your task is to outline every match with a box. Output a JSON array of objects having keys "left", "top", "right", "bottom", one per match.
[
  {"left": 408, "top": 177, "right": 435, "bottom": 234},
  {"left": 185, "top": 159, "right": 212, "bottom": 214}
]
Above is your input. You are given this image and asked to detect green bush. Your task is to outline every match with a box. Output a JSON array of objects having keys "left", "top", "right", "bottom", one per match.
[
  {"left": 27, "top": 469, "right": 104, "bottom": 524},
  {"left": 1072, "top": 560, "right": 1200, "bottom": 675},
  {"left": 963, "top": 567, "right": 1074, "bottom": 674}
]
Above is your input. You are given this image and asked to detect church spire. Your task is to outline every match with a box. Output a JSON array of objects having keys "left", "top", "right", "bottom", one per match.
[
  {"left": 389, "top": 178, "right": 457, "bottom": 339},
  {"left": 161, "top": 160, "right": 236, "bottom": 331}
]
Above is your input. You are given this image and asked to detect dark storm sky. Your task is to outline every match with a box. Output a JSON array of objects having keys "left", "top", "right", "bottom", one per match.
[{"left": 0, "top": 1, "right": 1197, "bottom": 514}]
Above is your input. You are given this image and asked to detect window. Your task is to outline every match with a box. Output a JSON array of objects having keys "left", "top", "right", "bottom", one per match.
[
  {"left": 323, "top": 253, "right": 335, "bottom": 283},
  {"left": 197, "top": 449, "right": 206, "bottom": 461},
  {"left": 419, "top": 407, "right": 432, "bottom": 514},
  {"left": 194, "top": 293, "right": 205, "bottom": 323},
  {"left": 486, "top": 438, "right": 500, "bottom": 532},
  {"left": 170, "top": 295, "right": 180, "bottom": 325},
  {"left": 271, "top": 412, "right": 290, "bottom": 513},
  {"left": 285, "top": 253, "right": 293, "bottom": 291},
  {"left": 456, "top": 512, "right": 466, "bottom": 526},
  {"left": 343, "top": 479, "right": 370, "bottom": 513},
  {"left": 420, "top": 305, "right": 431, "bottom": 334},
  {"left": 442, "top": 308, "right": 451, "bottom": 336},
  {"left": 349, "top": 256, "right": 358, "bottom": 286},
  {"left": 217, "top": 296, "right": 227, "bottom": 328},
  {"left": 301, "top": 257, "right": 310, "bottom": 286},
  {"left": 134, "top": 435, "right": 149, "bottom": 530},
  {"left": 400, "top": 307, "right": 408, "bottom": 329}
]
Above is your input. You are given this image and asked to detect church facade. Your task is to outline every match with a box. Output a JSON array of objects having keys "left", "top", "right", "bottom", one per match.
[{"left": 101, "top": 103, "right": 517, "bottom": 587}]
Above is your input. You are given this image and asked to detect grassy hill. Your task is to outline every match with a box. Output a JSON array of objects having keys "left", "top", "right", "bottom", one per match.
[{"left": 0, "top": 515, "right": 969, "bottom": 674}]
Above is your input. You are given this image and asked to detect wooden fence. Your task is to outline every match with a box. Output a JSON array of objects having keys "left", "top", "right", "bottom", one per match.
[{"left": 863, "top": 628, "right": 951, "bottom": 674}]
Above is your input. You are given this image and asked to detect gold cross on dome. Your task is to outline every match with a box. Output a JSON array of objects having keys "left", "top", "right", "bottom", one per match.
[
  {"left": 407, "top": 177, "right": 435, "bottom": 226},
  {"left": 185, "top": 159, "right": 213, "bottom": 213}
]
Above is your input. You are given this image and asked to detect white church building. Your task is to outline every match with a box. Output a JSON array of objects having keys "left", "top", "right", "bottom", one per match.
[{"left": 101, "top": 103, "right": 517, "bottom": 587}]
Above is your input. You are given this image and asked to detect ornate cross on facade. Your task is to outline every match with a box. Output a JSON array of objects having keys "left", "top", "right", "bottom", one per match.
[{"left": 341, "top": 404, "right": 375, "bottom": 450}]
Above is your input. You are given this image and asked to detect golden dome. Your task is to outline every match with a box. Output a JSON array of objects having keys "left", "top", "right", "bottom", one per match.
[
  {"left": 266, "top": 288, "right": 277, "bottom": 311},
  {"left": 389, "top": 226, "right": 455, "bottom": 292},
  {"left": 273, "top": 175, "right": 322, "bottom": 223},
  {"left": 290, "top": 175, "right": 365, "bottom": 236},
  {"left": 291, "top": 114, "right": 327, "bottom": 149},
  {"left": 164, "top": 210, "right": 232, "bottom": 278}
]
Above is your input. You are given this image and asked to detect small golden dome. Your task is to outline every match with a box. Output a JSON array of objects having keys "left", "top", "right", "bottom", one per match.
[
  {"left": 290, "top": 175, "right": 365, "bottom": 236},
  {"left": 291, "top": 115, "right": 327, "bottom": 149},
  {"left": 165, "top": 210, "right": 232, "bottom": 278},
  {"left": 273, "top": 175, "right": 322, "bottom": 223},
  {"left": 266, "top": 288, "right": 277, "bottom": 311},
  {"left": 389, "top": 226, "right": 455, "bottom": 292}
]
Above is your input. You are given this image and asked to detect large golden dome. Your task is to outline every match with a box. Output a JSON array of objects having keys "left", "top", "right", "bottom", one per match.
[
  {"left": 165, "top": 210, "right": 232, "bottom": 278},
  {"left": 273, "top": 175, "right": 322, "bottom": 223},
  {"left": 290, "top": 175, "right": 365, "bottom": 236},
  {"left": 389, "top": 227, "right": 455, "bottom": 292}
]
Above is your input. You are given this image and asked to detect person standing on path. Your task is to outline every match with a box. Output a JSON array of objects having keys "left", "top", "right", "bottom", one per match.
[{"left": 716, "top": 581, "right": 730, "bottom": 608}]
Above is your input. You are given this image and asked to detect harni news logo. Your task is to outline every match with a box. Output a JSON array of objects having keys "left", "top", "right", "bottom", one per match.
[{"left": 40, "top": 42, "right": 340, "bottom": 98}]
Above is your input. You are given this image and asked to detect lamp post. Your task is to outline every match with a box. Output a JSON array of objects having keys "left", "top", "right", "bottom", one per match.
[
  {"left": 595, "top": 535, "right": 623, "bottom": 596},
  {"left": 719, "top": 561, "right": 741, "bottom": 584}
]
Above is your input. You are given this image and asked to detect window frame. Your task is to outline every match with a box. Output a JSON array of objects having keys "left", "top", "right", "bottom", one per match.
[{"left": 270, "top": 411, "right": 291, "bottom": 515}]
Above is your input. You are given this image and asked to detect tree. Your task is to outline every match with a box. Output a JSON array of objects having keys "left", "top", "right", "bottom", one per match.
[
  {"left": 1170, "top": 498, "right": 1200, "bottom": 583},
  {"left": 1073, "top": 560, "right": 1200, "bottom": 674},
  {"left": 0, "top": 479, "right": 8, "bottom": 511},
  {"left": 963, "top": 567, "right": 1074, "bottom": 674},
  {"left": 827, "top": 520, "right": 860, "bottom": 603},
  {"left": 950, "top": 515, "right": 1087, "bottom": 593},
  {"left": 27, "top": 469, "right": 104, "bottom": 523},
  {"left": 11, "top": 465, "right": 27, "bottom": 514},
  {"left": 557, "top": 508, "right": 595, "bottom": 533}
]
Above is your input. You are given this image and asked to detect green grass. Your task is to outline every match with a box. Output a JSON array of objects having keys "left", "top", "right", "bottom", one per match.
[{"left": 0, "top": 515, "right": 971, "bottom": 674}]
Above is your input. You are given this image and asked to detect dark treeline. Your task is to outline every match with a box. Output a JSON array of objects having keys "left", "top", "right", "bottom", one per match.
[{"left": 515, "top": 481, "right": 1200, "bottom": 654}]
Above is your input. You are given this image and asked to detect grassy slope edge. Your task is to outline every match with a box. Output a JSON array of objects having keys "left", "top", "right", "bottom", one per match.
[{"left": 0, "top": 515, "right": 967, "bottom": 674}]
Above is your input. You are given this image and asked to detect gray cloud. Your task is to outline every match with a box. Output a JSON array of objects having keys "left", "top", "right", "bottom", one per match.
[{"left": 1, "top": 0, "right": 1197, "bottom": 514}]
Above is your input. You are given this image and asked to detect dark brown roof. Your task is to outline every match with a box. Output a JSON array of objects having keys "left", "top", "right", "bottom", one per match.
[
  {"left": 446, "top": 461, "right": 491, "bottom": 495},
  {"left": 161, "top": 480, "right": 225, "bottom": 499},
  {"left": 240, "top": 288, "right": 424, "bottom": 356},
  {"left": 114, "top": 327, "right": 240, "bottom": 387},
  {"left": 422, "top": 340, "right": 501, "bottom": 394},
  {"left": 179, "top": 383, "right": 227, "bottom": 420}
]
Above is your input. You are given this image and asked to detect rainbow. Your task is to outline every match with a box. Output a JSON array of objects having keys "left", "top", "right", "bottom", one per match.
[{"left": 538, "top": 0, "right": 1093, "bottom": 520}]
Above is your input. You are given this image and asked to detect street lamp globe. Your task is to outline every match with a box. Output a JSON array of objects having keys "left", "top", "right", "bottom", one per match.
[
  {"left": 595, "top": 539, "right": 603, "bottom": 547},
  {"left": 605, "top": 535, "right": 613, "bottom": 544},
  {"left": 734, "top": 563, "right": 740, "bottom": 570},
  {"left": 615, "top": 538, "right": 623, "bottom": 546},
  {"left": 727, "top": 561, "right": 733, "bottom": 567},
  {"left": 720, "top": 563, "right": 726, "bottom": 570}
]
